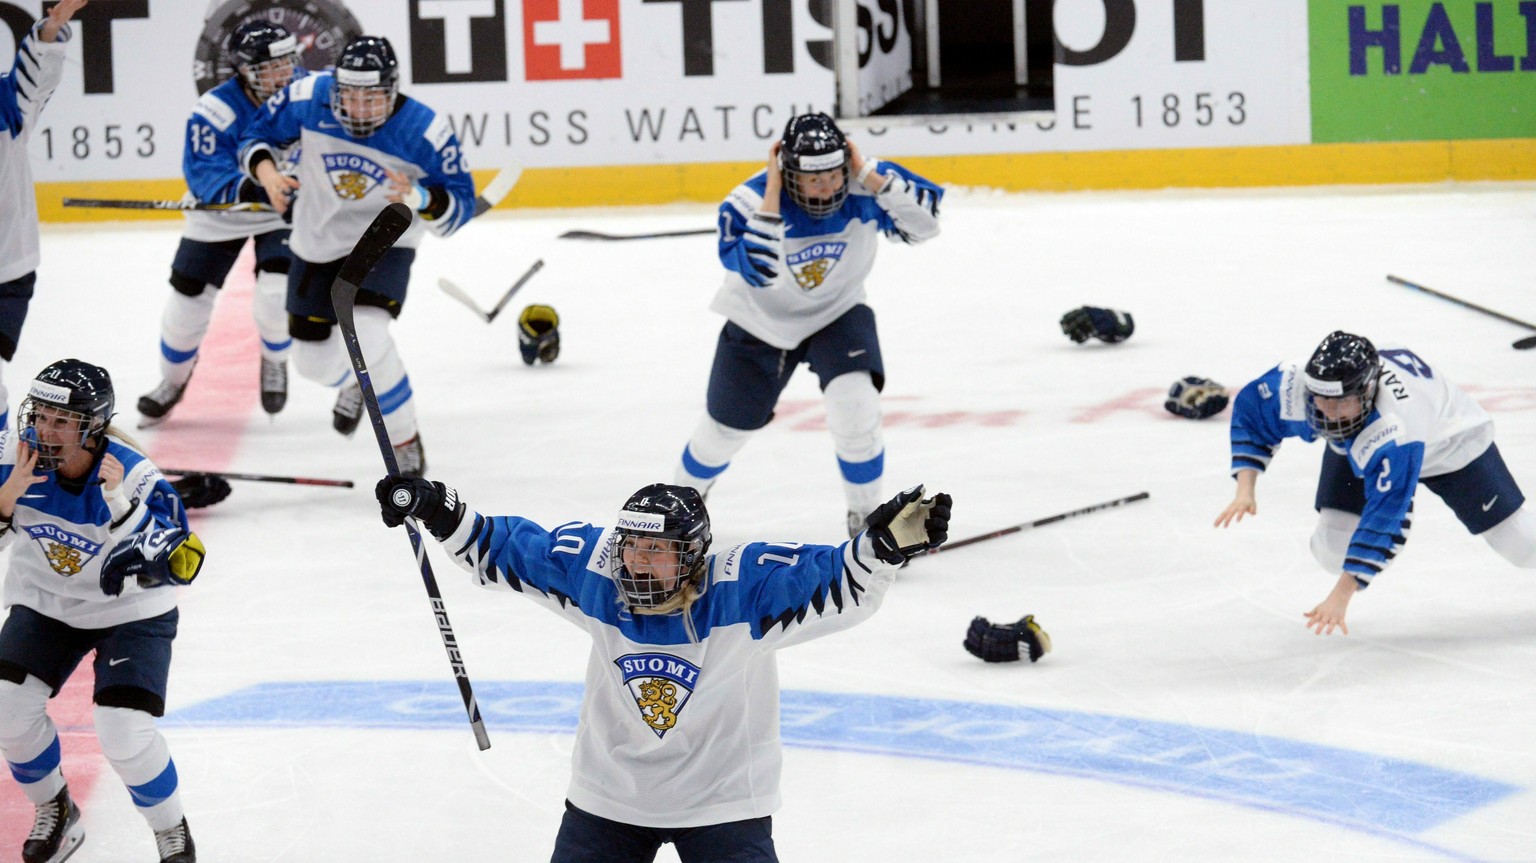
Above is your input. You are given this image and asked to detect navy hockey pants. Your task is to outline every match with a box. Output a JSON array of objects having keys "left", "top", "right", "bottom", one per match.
[{"left": 552, "top": 800, "right": 777, "bottom": 863}]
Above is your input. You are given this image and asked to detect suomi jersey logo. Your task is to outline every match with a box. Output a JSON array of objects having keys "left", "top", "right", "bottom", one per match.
[
  {"left": 25, "top": 524, "right": 102, "bottom": 577},
  {"left": 787, "top": 242, "right": 847, "bottom": 291},
  {"left": 322, "top": 152, "right": 389, "bottom": 200},
  {"left": 615, "top": 653, "right": 701, "bottom": 739}
]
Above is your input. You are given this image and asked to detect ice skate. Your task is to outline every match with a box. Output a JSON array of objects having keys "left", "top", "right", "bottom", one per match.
[
  {"left": 394, "top": 435, "right": 426, "bottom": 478},
  {"left": 136, "top": 378, "right": 189, "bottom": 428},
  {"left": 152, "top": 817, "right": 195, "bottom": 863},
  {"left": 332, "top": 383, "right": 363, "bottom": 436},
  {"left": 22, "top": 785, "right": 84, "bottom": 863},
  {"left": 259, "top": 356, "right": 288, "bottom": 415}
]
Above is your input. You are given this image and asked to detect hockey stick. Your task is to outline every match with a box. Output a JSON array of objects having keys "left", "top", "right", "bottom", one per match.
[
  {"left": 472, "top": 166, "right": 521, "bottom": 217},
  {"left": 921, "top": 491, "right": 1151, "bottom": 556},
  {"left": 62, "top": 197, "right": 275, "bottom": 212},
  {"left": 159, "top": 468, "right": 353, "bottom": 488},
  {"left": 332, "top": 202, "right": 491, "bottom": 751},
  {"left": 437, "top": 259, "right": 545, "bottom": 324},
  {"left": 1386, "top": 275, "right": 1536, "bottom": 349},
  {"left": 559, "top": 227, "right": 715, "bottom": 241}
]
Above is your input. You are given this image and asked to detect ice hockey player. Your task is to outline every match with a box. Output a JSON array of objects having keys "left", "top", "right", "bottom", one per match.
[
  {"left": 0, "top": 360, "right": 205, "bottom": 862},
  {"left": 240, "top": 35, "right": 477, "bottom": 477},
  {"left": 0, "top": 0, "right": 87, "bottom": 440},
  {"left": 672, "top": 112, "right": 944, "bottom": 536},
  {"left": 1215, "top": 331, "right": 1535, "bottom": 635},
  {"left": 137, "top": 20, "right": 303, "bottom": 427},
  {"left": 375, "top": 475, "right": 950, "bottom": 861}
]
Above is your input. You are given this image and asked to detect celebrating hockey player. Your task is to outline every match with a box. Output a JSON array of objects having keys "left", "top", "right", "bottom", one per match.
[
  {"left": 239, "top": 35, "right": 477, "bottom": 476},
  {"left": 1215, "top": 331, "right": 1535, "bottom": 635},
  {"left": 0, "top": 0, "right": 86, "bottom": 440},
  {"left": 374, "top": 475, "right": 951, "bottom": 861},
  {"left": 0, "top": 360, "right": 206, "bottom": 863},
  {"left": 672, "top": 113, "right": 944, "bottom": 536},
  {"left": 136, "top": 20, "right": 303, "bottom": 427}
]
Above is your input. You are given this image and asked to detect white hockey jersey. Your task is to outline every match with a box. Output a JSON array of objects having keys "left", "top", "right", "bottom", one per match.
[
  {"left": 238, "top": 72, "right": 475, "bottom": 263},
  {"left": 0, "top": 19, "right": 70, "bottom": 284},
  {"left": 710, "top": 163, "right": 943, "bottom": 349},
  {"left": 440, "top": 510, "right": 901, "bottom": 827},
  {"left": 0, "top": 434, "right": 190, "bottom": 629}
]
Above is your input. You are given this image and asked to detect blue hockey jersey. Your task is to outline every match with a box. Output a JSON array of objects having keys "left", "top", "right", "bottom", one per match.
[{"left": 179, "top": 73, "right": 302, "bottom": 243}]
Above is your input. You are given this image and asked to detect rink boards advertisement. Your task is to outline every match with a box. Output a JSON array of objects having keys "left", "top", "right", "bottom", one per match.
[{"left": 4, "top": 0, "right": 1532, "bottom": 210}]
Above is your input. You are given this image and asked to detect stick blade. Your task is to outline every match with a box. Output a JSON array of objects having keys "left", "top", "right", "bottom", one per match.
[
  {"left": 1515, "top": 335, "right": 1536, "bottom": 350},
  {"left": 437, "top": 278, "right": 492, "bottom": 322},
  {"left": 333, "top": 203, "right": 414, "bottom": 315},
  {"left": 473, "top": 167, "right": 522, "bottom": 217}
]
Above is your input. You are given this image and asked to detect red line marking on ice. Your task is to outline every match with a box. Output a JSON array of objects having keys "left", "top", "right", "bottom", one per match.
[{"left": 1, "top": 246, "right": 260, "bottom": 845}]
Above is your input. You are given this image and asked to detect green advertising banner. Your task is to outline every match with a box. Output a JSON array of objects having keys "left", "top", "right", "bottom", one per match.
[{"left": 1310, "top": 0, "right": 1536, "bottom": 142}]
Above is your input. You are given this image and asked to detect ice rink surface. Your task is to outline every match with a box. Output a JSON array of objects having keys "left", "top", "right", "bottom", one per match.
[{"left": 3, "top": 181, "right": 1535, "bottom": 861}]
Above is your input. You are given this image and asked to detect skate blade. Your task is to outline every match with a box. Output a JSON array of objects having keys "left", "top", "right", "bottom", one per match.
[
  {"left": 136, "top": 414, "right": 170, "bottom": 430},
  {"left": 45, "top": 824, "right": 85, "bottom": 863}
]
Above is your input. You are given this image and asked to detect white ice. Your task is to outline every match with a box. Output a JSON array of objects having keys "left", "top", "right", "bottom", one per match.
[{"left": 4, "top": 181, "right": 1535, "bottom": 861}]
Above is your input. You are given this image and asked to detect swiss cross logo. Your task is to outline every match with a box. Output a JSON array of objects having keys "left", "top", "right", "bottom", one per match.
[{"left": 523, "top": 0, "right": 621, "bottom": 80}]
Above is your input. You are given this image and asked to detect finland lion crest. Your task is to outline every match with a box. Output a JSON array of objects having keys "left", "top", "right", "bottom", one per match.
[
  {"left": 787, "top": 241, "right": 847, "bottom": 291},
  {"left": 615, "top": 653, "right": 701, "bottom": 739},
  {"left": 25, "top": 524, "right": 103, "bottom": 577},
  {"left": 322, "top": 152, "right": 389, "bottom": 200}
]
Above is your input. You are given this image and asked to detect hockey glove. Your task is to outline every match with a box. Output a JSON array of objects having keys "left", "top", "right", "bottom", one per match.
[
  {"left": 518, "top": 304, "right": 561, "bottom": 365},
  {"left": 1164, "top": 376, "right": 1229, "bottom": 420},
  {"left": 865, "top": 485, "right": 953, "bottom": 565},
  {"left": 963, "top": 615, "right": 1052, "bottom": 663},
  {"left": 1060, "top": 306, "right": 1135, "bottom": 344},
  {"left": 375, "top": 476, "right": 466, "bottom": 541},
  {"left": 171, "top": 473, "right": 232, "bottom": 509},
  {"left": 100, "top": 526, "right": 206, "bottom": 596}
]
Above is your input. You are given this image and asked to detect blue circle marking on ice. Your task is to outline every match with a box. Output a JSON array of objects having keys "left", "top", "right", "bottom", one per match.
[{"left": 166, "top": 681, "right": 1515, "bottom": 858}]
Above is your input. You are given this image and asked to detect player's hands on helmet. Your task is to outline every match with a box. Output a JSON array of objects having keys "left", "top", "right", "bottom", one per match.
[
  {"left": 764, "top": 140, "right": 784, "bottom": 201},
  {"left": 964, "top": 615, "right": 1051, "bottom": 663},
  {"left": 865, "top": 485, "right": 953, "bottom": 565},
  {"left": 1060, "top": 306, "right": 1134, "bottom": 344},
  {"left": 375, "top": 476, "right": 466, "bottom": 541}
]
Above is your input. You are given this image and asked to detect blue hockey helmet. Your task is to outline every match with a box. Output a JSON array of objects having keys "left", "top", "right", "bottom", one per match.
[
  {"left": 611, "top": 484, "right": 712, "bottom": 613},
  {"left": 18, "top": 359, "right": 115, "bottom": 472},
  {"left": 1301, "top": 331, "right": 1380, "bottom": 441},
  {"left": 778, "top": 112, "right": 851, "bottom": 218},
  {"left": 229, "top": 20, "right": 299, "bottom": 101},
  {"left": 331, "top": 36, "right": 399, "bottom": 137}
]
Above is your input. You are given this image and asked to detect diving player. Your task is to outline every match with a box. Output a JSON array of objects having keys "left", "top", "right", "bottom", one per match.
[
  {"left": 239, "top": 35, "right": 476, "bottom": 477},
  {"left": 0, "top": 0, "right": 86, "bottom": 441},
  {"left": 671, "top": 112, "right": 944, "bottom": 536},
  {"left": 0, "top": 360, "right": 205, "bottom": 863},
  {"left": 136, "top": 20, "right": 303, "bottom": 427},
  {"left": 375, "top": 474, "right": 951, "bottom": 862},
  {"left": 1215, "top": 331, "right": 1536, "bottom": 635}
]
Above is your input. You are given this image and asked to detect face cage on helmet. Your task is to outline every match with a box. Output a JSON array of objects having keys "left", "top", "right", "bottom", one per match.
[
  {"left": 783, "top": 163, "right": 851, "bottom": 219},
  {"left": 18, "top": 398, "right": 103, "bottom": 473},
  {"left": 1305, "top": 378, "right": 1377, "bottom": 442},
  {"left": 331, "top": 82, "right": 398, "bottom": 138},
  {"left": 612, "top": 533, "right": 704, "bottom": 611},
  {"left": 241, "top": 54, "right": 298, "bottom": 102}
]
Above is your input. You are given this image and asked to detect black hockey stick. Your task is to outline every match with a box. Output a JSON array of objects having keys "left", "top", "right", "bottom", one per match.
[
  {"left": 559, "top": 227, "right": 715, "bottom": 241},
  {"left": 921, "top": 492, "right": 1151, "bottom": 555},
  {"left": 332, "top": 202, "right": 491, "bottom": 751},
  {"left": 159, "top": 468, "right": 354, "bottom": 488},
  {"left": 1386, "top": 275, "right": 1536, "bottom": 350},
  {"left": 62, "top": 197, "right": 275, "bottom": 212},
  {"left": 437, "top": 259, "right": 545, "bottom": 323}
]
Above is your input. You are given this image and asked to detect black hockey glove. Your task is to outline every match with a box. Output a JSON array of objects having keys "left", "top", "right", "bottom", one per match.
[
  {"left": 518, "top": 304, "right": 561, "bottom": 365},
  {"left": 1164, "top": 376, "right": 1229, "bottom": 420},
  {"left": 171, "top": 473, "right": 232, "bottom": 509},
  {"left": 865, "top": 485, "right": 953, "bottom": 565},
  {"left": 1060, "top": 306, "right": 1134, "bottom": 344},
  {"left": 375, "top": 476, "right": 466, "bottom": 541},
  {"left": 100, "top": 526, "right": 206, "bottom": 596},
  {"left": 963, "top": 615, "right": 1052, "bottom": 663}
]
